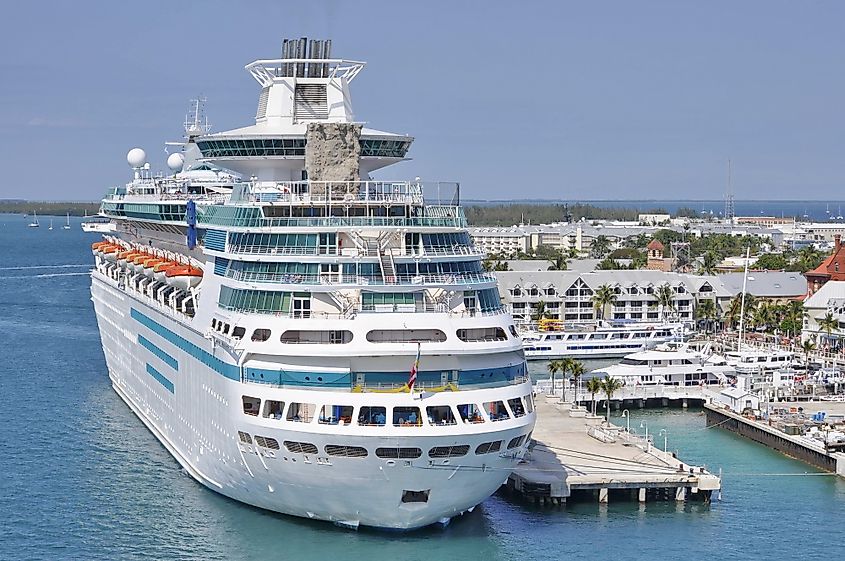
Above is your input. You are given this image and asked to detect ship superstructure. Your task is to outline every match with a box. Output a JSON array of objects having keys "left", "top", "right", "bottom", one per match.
[{"left": 90, "top": 38, "right": 534, "bottom": 530}]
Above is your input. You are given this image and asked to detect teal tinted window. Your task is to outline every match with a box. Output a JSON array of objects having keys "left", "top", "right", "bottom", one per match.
[
  {"left": 361, "top": 292, "right": 422, "bottom": 310},
  {"left": 218, "top": 286, "right": 293, "bottom": 314}
]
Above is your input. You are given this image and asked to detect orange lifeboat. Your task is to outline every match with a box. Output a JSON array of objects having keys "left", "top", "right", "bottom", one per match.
[
  {"left": 165, "top": 264, "right": 203, "bottom": 289},
  {"left": 141, "top": 257, "right": 166, "bottom": 278},
  {"left": 128, "top": 253, "right": 151, "bottom": 273},
  {"left": 117, "top": 249, "right": 143, "bottom": 267},
  {"left": 101, "top": 244, "right": 121, "bottom": 261},
  {"left": 153, "top": 261, "right": 179, "bottom": 282}
]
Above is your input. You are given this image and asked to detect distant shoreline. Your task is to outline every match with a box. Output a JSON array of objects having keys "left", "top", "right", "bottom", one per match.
[{"left": 0, "top": 201, "right": 101, "bottom": 217}]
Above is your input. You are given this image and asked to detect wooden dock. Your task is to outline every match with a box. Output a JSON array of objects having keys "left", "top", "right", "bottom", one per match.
[
  {"left": 704, "top": 402, "right": 845, "bottom": 475},
  {"left": 504, "top": 395, "right": 721, "bottom": 505}
]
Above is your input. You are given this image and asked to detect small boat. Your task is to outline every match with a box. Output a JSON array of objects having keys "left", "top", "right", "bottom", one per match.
[
  {"left": 63, "top": 213, "right": 71, "bottom": 230},
  {"left": 28, "top": 211, "right": 39, "bottom": 228},
  {"left": 49, "top": 219, "right": 54, "bottom": 231},
  {"left": 165, "top": 264, "right": 203, "bottom": 289}
]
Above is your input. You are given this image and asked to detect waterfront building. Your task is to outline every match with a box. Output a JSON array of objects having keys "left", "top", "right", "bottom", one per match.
[
  {"left": 805, "top": 235, "right": 845, "bottom": 297},
  {"left": 802, "top": 280, "right": 845, "bottom": 346}
]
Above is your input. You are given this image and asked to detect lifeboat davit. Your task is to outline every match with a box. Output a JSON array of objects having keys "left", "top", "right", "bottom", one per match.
[
  {"left": 153, "top": 261, "right": 179, "bottom": 282},
  {"left": 165, "top": 265, "right": 203, "bottom": 289}
]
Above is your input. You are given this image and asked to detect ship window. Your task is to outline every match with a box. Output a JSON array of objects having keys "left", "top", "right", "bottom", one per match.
[
  {"left": 251, "top": 328, "right": 271, "bottom": 342},
  {"left": 393, "top": 407, "right": 422, "bottom": 426},
  {"left": 238, "top": 431, "right": 252, "bottom": 444},
  {"left": 211, "top": 318, "right": 217, "bottom": 329},
  {"left": 401, "top": 490, "right": 430, "bottom": 504},
  {"left": 281, "top": 330, "right": 353, "bottom": 344},
  {"left": 457, "top": 403, "right": 485, "bottom": 423},
  {"left": 484, "top": 400, "right": 510, "bottom": 421},
  {"left": 358, "top": 406, "right": 387, "bottom": 426},
  {"left": 507, "top": 397, "right": 526, "bottom": 418},
  {"left": 456, "top": 327, "right": 507, "bottom": 342},
  {"left": 286, "top": 402, "right": 315, "bottom": 423},
  {"left": 524, "top": 394, "right": 534, "bottom": 413},
  {"left": 507, "top": 435, "right": 527, "bottom": 450},
  {"left": 475, "top": 440, "right": 502, "bottom": 455},
  {"left": 426, "top": 406, "right": 457, "bottom": 426},
  {"left": 509, "top": 325, "right": 518, "bottom": 337},
  {"left": 232, "top": 326, "right": 246, "bottom": 339},
  {"left": 254, "top": 435, "right": 281, "bottom": 450},
  {"left": 376, "top": 447, "right": 423, "bottom": 459},
  {"left": 263, "top": 400, "right": 285, "bottom": 420},
  {"left": 283, "top": 441, "right": 318, "bottom": 454},
  {"left": 325, "top": 445, "right": 368, "bottom": 458},
  {"left": 366, "top": 329, "right": 446, "bottom": 343},
  {"left": 318, "top": 405, "right": 354, "bottom": 425},
  {"left": 242, "top": 396, "right": 260, "bottom": 416},
  {"left": 428, "top": 445, "right": 469, "bottom": 458}
]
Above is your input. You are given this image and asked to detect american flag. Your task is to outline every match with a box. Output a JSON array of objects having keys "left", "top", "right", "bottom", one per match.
[{"left": 408, "top": 342, "right": 421, "bottom": 391}]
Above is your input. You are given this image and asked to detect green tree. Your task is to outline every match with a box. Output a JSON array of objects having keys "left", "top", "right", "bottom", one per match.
[
  {"left": 590, "top": 235, "right": 612, "bottom": 258},
  {"left": 818, "top": 312, "right": 840, "bottom": 347},
  {"left": 586, "top": 377, "right": 603, "bottom": 416},
  {"left": 697, "top": 251, "right": 719, "bottom": 275},
  {"left": 696, "top": 299, "right": 718, "bottom": 333},
  {"left": 779, "top": 300, "right": 805, "bottom": 338},
  {"left": 654, "top": 283, "right": 675, "bottom": 320},
  {"left": 600, "top": 377, "right": 624, "bottom": 424},
  {"left": 532, "top": 300, "right": 552, "bottom": 321},
  {"left": 801, "top": 339, "right": 817, "bottom": 367},
  {"left": 570, "top": 361, "right": 585, "bottom": 405},
  {"left": 754, "top": 253, "right": 789, "bottom": 271},
  {"left": 591, "top": 284, "right": 618, "bottom": 320},
  {"left": 597, "top": 257, "right": 622, "bottom": 270}
]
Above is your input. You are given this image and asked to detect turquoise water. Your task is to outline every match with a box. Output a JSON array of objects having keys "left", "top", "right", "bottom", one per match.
[{"left": 1, "top": 213, "right": 844, "bottom": 561}]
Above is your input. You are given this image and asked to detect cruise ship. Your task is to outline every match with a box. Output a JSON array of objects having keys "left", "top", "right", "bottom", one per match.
[{"left": 89, "top": 38, "right": 534, "bottom": 530}]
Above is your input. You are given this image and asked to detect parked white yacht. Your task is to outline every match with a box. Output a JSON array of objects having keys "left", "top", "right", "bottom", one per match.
[
  {"left": 521, "top": 321, "right": 684, "bottom": 360},
  {"left": 588, "top": 342, "right": 734, "bottom": 387},
  {"left": 88, "top": 38, "right": 534, "bottom": 530}
]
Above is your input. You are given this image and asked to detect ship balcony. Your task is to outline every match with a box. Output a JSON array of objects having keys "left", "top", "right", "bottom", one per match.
[
  {"left": 223, "top": 244, "right": 482, "bottom": 259},
  {"left": 223, "top": 271, "right": 498, "bottom": 288},
  {"left": 230, "top": 180, "right": 457, "bottom": 207}
]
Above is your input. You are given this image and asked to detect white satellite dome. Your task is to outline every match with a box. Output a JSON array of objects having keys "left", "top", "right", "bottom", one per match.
[
  {"left": 167, "top": 152, "right": 185, "bottom": 172},
  {"left": 127, "top": 148, "right": 147, "bottom": 168}
]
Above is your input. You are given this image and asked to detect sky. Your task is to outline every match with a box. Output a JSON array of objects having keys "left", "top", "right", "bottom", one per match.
[{"left": 0, "top": 0, "right": 843, "bottom": 202}]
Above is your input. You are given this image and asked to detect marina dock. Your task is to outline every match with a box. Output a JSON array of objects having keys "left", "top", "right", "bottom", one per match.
[
  {"left": 505, "top": 395, "right": 721, "bottom": 504},
  {"left": 704, "top": 401, "right": 845, "bottom": 475}
]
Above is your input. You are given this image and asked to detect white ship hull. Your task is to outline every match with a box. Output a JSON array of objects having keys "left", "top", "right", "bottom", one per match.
[{"left": 91, "top": 272, "right": 534, "bottom": 529}]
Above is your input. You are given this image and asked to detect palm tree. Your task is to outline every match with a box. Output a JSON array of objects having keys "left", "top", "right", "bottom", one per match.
[
  {"left": 546, "top": 249, "right": 569, "bottom": 271},
  {"left": 532, "top": 300, "right": 551, "bottom": 321},
  {"left": 590, "top": 235, "right": 612, "bottom": 258},
  {"left": 817, "top": 312, "right": 840, "bottom": 348},
  {"left": 801, "top": 339, "right": 816, "bottom": 367},
  {"left": 600, "top": 377, "right": 623, "bottom": 424},
  {"left": 725, "top": 293, "right": 757, "bottom": 330},
  {"left": 586, "top": 377, "right": 603, "bottom": 416},
  {"left": 591, "top": 284, "right": 617, "bottom": 320},
  {"left": 696, "top": 299, "right": 717, "bottom": 333},
  {"left": 570, "top": 361, "right": 585, "bottom": 405},
  {"left": 654, "top": 283, "right": 675, "bottom": 320},
  {"left": 698, "top": 251, "right": 718, "bottom": 275},
  {"left": 781, "top": 300, "right": 805, "bottom": 339},
  {"left": 547, "top": 360, "right": 564, "bottom": 397}
]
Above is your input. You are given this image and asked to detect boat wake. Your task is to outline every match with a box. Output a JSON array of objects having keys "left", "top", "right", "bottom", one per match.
[
  {"left": 0, "top": 271, "right": 90, "bottom": 279},
  {"left": 0, "top": 264, "right": 90, "bottom": 271}
]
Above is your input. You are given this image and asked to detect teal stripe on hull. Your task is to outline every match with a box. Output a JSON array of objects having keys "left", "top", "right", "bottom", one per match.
[
  {"left": 138, "top": 335, "right": 179, "bottom": 371},
  {"left": 146, "top": 363, "right": 175, "bottom": 393}
]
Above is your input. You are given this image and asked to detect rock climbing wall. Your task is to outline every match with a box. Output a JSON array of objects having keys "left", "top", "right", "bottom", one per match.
[{"left": 305, "top": 122, "right": 362, "bottom": 195}]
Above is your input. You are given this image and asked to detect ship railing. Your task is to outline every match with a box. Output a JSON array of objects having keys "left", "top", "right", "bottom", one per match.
[
  {"left": 198, "top": 213, "right": 468, "bottom": 229},
  {"left": 225, "top": 244, "right": 481, "bottom": 257},
  {"left": 231, "top": 180, "right": 459, "bottom": 206},
  {"left": 225, "top": 271, "right": 498, "bottom": 286}
]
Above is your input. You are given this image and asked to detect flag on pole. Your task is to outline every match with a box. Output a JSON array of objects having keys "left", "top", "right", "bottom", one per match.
[{"left": 408, "top": 342, "right": 421, "bottom": 391}]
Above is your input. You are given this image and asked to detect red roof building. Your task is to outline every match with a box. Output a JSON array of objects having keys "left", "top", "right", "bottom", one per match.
[{"left": 805, "top": 234, "right": 845, "bottom": 297}]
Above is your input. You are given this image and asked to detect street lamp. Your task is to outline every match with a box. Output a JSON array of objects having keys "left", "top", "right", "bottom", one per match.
[
  {"left": 621, "top": 409, "right": 630, "bottom": 433},
  {"left": 659, "top": 428, "right": 669, "bottom": 454},
  {"left": 640, "top": 421, "right": 649, "bottom": 452}
]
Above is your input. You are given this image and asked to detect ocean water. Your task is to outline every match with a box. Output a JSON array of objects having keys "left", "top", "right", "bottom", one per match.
[{"left": 1, "top": 212, "right": 844, "bottom": 561}]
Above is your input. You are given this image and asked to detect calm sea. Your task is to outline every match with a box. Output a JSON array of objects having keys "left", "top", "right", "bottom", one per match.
[{"left": 1, "top": 213, "right": 843, "bottom": 561}]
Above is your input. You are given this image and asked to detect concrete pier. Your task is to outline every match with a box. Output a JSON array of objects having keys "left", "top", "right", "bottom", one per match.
[
  {"left": 505, "top": 396, "right": 721, "bottom": 504},
  {"left": 704, "top": 402, "right": 845, "bottom": 475}
]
